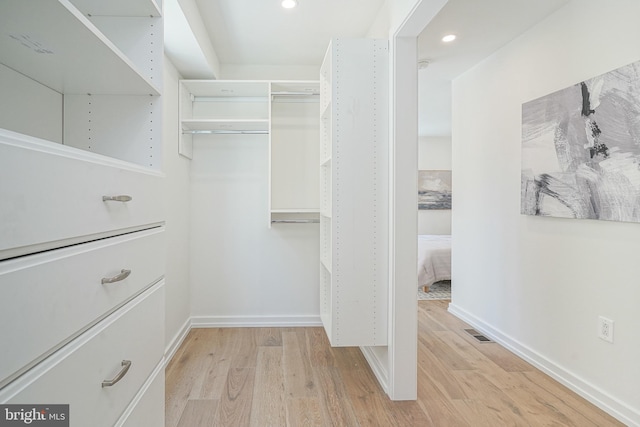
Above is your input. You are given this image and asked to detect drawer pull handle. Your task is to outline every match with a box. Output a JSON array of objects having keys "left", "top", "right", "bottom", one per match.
[
  {"left": 101, "top": 269, "right": 131, "bottom": 284},
  {"left": 102, "top": 360, "right": 132, "bottom": 388},
  {"left": 102, "top": 195, "right": 133, "bottom": 202}
]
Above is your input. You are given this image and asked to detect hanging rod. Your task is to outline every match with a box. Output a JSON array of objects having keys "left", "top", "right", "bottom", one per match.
[
  {"left": 271, "top": 219, "right": 320, "bottom": 224},
  {"left": 182, "top": 130, "right": 269, "bottom": 135},
  {"left": 271, "top": 91, "right": 320, "bottom": 97}
]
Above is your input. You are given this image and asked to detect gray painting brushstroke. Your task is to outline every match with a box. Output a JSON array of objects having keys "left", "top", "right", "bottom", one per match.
[
  {"left": 418, "top": 170, "right": 452, "bottom": 210},
  {"left": 521, "top": 60, "right": 640, "bottom": 222}
]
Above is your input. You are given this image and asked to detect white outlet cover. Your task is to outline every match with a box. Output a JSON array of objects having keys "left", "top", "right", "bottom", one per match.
[{"left": 598, "top": 316, "right": 614, "bottom": 343}]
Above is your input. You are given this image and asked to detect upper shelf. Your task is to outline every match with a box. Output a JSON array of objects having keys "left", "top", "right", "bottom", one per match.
[
  {"left": 0, "top": 0, "right": 161, "bottom": 96},
  {"left": 271, "top": 81, "right": 319, "bottom": 95},
  {"left": 71, "top": 0, "right": 161, "bottom": 17},
  {"left": 182, "top": 80, "right": 270, "bottom": 99},
  {"left": 181, "top": 119, "right": 269, "bottom": 134}
]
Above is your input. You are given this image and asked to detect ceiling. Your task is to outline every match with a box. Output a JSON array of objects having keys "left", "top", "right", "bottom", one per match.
[
  {"left": 194, "top": 0, "right": 386, "bottom": 66},
  {"left": 417, "top": 0, "right": 569, "bottom": 136},
  {"left": 167, "top": 0, "right": 569, "bottom": 136}
]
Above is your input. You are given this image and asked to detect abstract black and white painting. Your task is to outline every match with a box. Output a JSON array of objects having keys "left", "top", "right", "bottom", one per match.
[
  {"left": 418, "top": 170, "right": 452, "bottom": 210},
  {"left": 521, "top": 60, "right": 640, "bottom": 222}
]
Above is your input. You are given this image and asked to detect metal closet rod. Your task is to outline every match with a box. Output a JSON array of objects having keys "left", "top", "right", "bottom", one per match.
[
  {"left": 182, "top": 130, "right": 269, "bottom": 135},
  {"left": 271, "top": 91, "right": 320, "bottom": 96},
  {"left": 271, "top": 219, "right": 320, "bottom": 224}
]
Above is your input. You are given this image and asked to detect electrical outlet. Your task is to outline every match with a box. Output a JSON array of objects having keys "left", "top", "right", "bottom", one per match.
[{"left": 598, "top": 316, "right": 614, "bottom": 343}]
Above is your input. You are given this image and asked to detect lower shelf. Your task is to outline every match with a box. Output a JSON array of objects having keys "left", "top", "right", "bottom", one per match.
[{"left": 270, "top": 210, "right": 320, "bottom": 225}]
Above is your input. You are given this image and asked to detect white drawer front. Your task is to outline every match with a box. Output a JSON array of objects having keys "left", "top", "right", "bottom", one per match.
[
  {"left": 116, "top": 364, "right": 164, "bottom": 427},
  {"left": 0, "top": 134, "right": 164, "bottom": 260},
  {"left": 0, "top": 228, "right": 165, "bottom": 387},
  {"left": 1, "top": 283, "right": 165, "bottom": 427}
]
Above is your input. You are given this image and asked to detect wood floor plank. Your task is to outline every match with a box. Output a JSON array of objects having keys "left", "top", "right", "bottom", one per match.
[
  {"left": 519, "top": 371, "right": 625, "bottom": 426},
  {"left": 165, "top": 330, "right": 221, "bottom": 427},
  {"left": 249, "top": 347, "right": 286, "bottom": 427},
  {"left": 176, "top": 399, "right": 218, "bottom": 427},
  {"left": 286, "top": 397, "right": 323, "bottom": 427},
  {"left": 282, "top": 330, "right": 317, "bottom": 398},
  {"left": 419, "top": 398, "right": 472, "bottom": 427},
  {"left": 255, "top": 327, "right": 282, "bottom": 347},
  {"left": 332, "top": 346, "right": 368, "bottom": 371},
  {"left": 307, "top": 327, "right": 336, "bottom": 367},
  {"left": 418, "top": 338, "right": 468, "bottom": 400},
  {"left": 451, "top": 397, "right": 531, "bottom": 427},
  {"left": 314, "top": 367, "right": 360, "bottom": 427},
  {"left": 229, "top": 328, "right": 258, "bottom": 369},
  {"left": 382, "top": 400, "right": 433, "bottom": 426},
  {"left": 214, "top": 367, "right": 256, "bottom": 427},
  {"left": 463, "top": 336, "right": 536, "bottom": 373},
  {"left": 200, "top": 358, "right": 231, "bottom": 400},
  {"left": 340, "top": 367, "right": 396, "bottom": 426},
  {"left": 419, "top": 330, "right": 475, "bottom": 371}
]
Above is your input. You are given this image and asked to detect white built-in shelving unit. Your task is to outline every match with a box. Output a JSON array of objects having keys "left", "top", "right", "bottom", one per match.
[
  {"left": 0, "top": 1, "right": 165, "bottom": 425},
  {"left": 0, "top": 0, "right": 163, "bottom": 169},
  {"left": 319, "top": 38, "right": 389, "bottom": 347},
  {"left": 179, "top": 79, "right": 320, "bottom": 226}
]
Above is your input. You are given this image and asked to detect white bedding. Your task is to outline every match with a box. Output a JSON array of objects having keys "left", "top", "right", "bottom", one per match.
[{"left": 418, "top": 235, "right": 451, "bottom": 288}]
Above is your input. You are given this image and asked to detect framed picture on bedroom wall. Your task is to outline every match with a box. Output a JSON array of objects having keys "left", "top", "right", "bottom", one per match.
[{"left": 418, "top": 170, "right": 452, "bottom": 210}]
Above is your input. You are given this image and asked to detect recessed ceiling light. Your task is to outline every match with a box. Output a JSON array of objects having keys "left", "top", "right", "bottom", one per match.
[
  {"left": 442, "top": 34, "right": 456, "bottom": 43},
  {"left": 282, "top": 0, "right": 298, "bottom": 8}
]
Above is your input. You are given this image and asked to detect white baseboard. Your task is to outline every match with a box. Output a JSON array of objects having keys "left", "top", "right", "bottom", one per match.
[
  {"left": 190, "top": 314, "right": 322, "bottom": 328},
  {"left": 164, "top": 317, "right": 191, "bottom": 365},
  {"left": 448, "top": 303, "right": 640, "bottom": 427},
  {"left": 360, "top": 346, "right": 389, "bottom": 394}
]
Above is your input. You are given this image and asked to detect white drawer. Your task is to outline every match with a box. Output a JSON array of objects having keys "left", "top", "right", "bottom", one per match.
[
  {"left": 0, "top": 283, "right": 165, "bottom": 427},
  {"left": 0, "top": 227, "right": 165, "bottom": 388},
  {"left": 0, "top": 131, "right": 164, "bottom": 260},
  {"left": 116, "top": 363, "right": 164, "bottom": 427}
]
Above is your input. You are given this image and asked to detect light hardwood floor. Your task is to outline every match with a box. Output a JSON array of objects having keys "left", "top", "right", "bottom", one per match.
[{"left": 165, "top": 300, "right": 624, "bottom": 426}]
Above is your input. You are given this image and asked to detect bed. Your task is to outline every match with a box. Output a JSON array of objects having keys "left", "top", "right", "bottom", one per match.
[{"left": 418, "top": 235, "right": 451, "bottom": 292}]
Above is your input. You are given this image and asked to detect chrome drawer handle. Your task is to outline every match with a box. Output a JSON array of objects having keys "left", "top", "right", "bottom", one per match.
[
  {"left": 102, "top": 195, "right": 132, "bottom": 202},
  {"left": 102, "top": 360, "right": 132, "bottom": 388},
  {"left": 101, "top": 269, "right": 131, "bottom": 284}
]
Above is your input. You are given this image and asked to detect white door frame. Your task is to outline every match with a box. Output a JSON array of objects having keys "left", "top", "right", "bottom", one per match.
[{"left": 387, "top": 0, "right": 449, "bottom": 400}]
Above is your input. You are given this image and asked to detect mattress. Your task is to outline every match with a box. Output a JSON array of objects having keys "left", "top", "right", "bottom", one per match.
[{"left": 418, "top": 235, "right": 451, "bottom": 288}]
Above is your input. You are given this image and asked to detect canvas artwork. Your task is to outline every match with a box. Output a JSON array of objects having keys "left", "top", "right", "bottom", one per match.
[
  {"left": 521, "top": 60, "right": 640, "bottom": 222},
  {"left": 418, "top": 170, "right": 452, "bottom": 210}
]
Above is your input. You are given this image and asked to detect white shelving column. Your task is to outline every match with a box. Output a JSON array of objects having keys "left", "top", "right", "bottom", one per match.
[{"left": 319, "top": 38, "right": 389, "bottom": 347}]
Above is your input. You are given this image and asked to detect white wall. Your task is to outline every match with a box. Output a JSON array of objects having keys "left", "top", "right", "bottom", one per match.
[
  {"left": 189, "top": 135, "right": 320, "bottom": 325},
  {"left": 163, "top": 56, "right": 192, "bottom": 351},
  {"left": 219, "top": 65, "right": 319, "bottom": 81},
  {"left": 418, "top": 136, "right": 451, "bottom": 235},
  {"left": 0, "top": 64, "right": 62, "bottom": 144},
  {"left": 450, "top": 1, "right": 640, "bottom": 424}
]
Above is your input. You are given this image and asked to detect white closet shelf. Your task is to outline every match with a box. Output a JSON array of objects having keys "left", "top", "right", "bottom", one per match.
[
  {"left": 72, "top": 0, "right": 161, "bottom": 17},
  {"left": 181, "top": 119, "right": 269, "bottom": 134},
  {"left": 270, "top": 210, "right": 320, "bottom": 225},
  {"left": 271, "top": 81, "right": 320, "bottom": 99},
  {"left": 320, "top": 157, "right": 332, "bottom": 167},
  {"left": 181, "top": 80, "right": 270, "bottom": 98},
  {"left": 271, "top": 209, "right": 320, "bottom": 214},
  {"left": 0, "top": 0, "right": 161, "bottom": 96}
]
